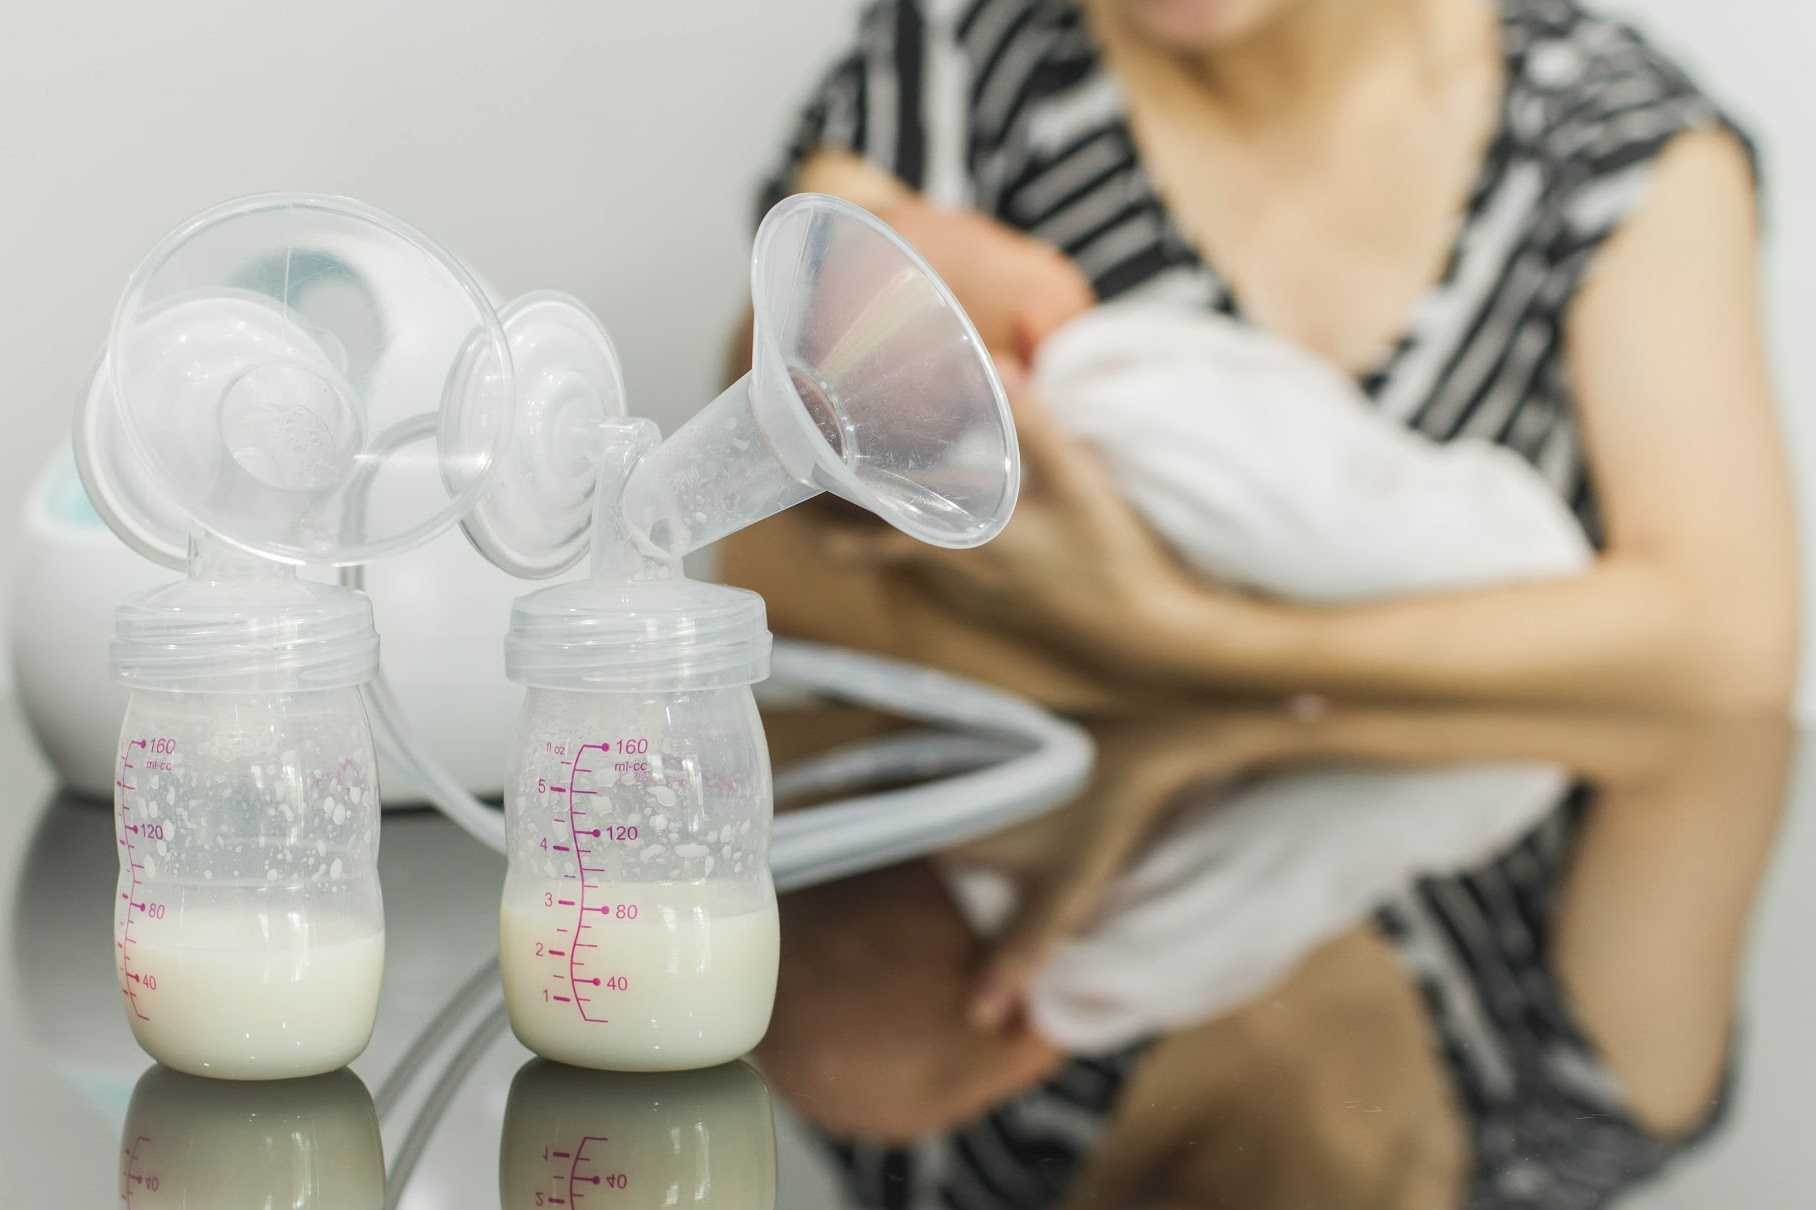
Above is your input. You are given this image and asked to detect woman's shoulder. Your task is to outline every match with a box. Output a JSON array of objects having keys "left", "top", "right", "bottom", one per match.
[{"left": 1501, "top": 0, "right": 1755, "bottom": 176}]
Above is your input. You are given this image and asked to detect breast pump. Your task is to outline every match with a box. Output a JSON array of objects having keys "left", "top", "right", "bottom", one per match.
[
  {"left": 469, "top": 195, "right": 1018, "bottom": 1070},
  {"left": 74, "top": 190, "right": 1021, "bottom": 1077},
  {"left": 75, "top": 195, "right": 515, "bottom": 1078}
]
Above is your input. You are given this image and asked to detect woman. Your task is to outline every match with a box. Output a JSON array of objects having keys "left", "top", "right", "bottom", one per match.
[{"left": 723, "top": 0, "right": 1798, "bottom": 714}]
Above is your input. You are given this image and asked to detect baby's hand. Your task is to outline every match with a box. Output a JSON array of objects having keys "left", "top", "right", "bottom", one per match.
[{"left": 878, "top": 201, "right": 1094, "bottom": 366}]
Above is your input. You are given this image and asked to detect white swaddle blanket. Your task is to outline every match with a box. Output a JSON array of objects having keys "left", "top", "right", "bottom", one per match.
[
  {"left": 950, "top": 761, "right": 1566, "bottom": 1052},
  {"left": 944, "top": 303, "right": 1590, "bottom": 1051},
  {"left": 1030, "top": 302, "right": 1593, "bottom": 601}
]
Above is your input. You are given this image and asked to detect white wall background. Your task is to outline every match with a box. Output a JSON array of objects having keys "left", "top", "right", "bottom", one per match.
[{"left": 0, "top": 0, "right": 859, "bottom": 696}]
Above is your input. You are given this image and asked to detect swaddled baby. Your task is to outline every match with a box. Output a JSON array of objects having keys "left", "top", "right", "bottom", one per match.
[
  {"left": 879, "top": 201, "right": 1592, "bottom": 599},
  {"left": 1031, "top": 300, "right": 1592, "bottom": 600}
]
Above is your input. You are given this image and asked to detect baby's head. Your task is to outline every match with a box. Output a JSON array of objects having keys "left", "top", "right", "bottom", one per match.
[{"left": 881, "top": 203, "right": 1094, "bottom": 371}]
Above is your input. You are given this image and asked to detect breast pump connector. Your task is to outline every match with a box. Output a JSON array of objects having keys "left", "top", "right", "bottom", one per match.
[
  {"left": 474, "top": 195, "right": 1021, "bottom": 1070},
  {"left": 74, "top": 196, "right": 516, "bottom": 1079}
]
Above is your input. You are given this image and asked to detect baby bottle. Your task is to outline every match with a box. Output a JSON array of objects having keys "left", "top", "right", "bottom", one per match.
[
  {"left": 500, "top": 1060, "right": 777, "bottom": 1210},
  {"left": 110, "top": 538, "right": 386, "bottom": 1078},
  {"left": 472, "top": 195, "right": 1021, "bottom": 1070},
  {"left": 120, "top": 1065, "right": 384, "bottom": 1209},
  {"left": 496, "top": 419, "right": 782, "bottom": 1072},
  {"left": 76, "top": 193, "right": 515, "bottom": 1077}
]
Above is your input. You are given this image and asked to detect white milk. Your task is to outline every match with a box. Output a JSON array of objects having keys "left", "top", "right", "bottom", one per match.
[
  {"left": 500, "top": 880, "right": 779, "bottom": 1071},
  {"left": 499, "top": 1061, "right": 777, "bottom": 1210},
  {"left": 120, "top": 1067, "right": 384, "bottom": 1209},
  {"left": 115, "top": 912, "right": 384, "bottom": 1080}
]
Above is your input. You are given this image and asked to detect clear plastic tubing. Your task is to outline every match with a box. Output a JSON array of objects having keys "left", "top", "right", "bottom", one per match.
[{"left": 366, "top": 638, "right": 1092, "bottom": 894}]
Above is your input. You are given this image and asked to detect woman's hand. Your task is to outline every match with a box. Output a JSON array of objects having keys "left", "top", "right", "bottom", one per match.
[{"left": 825, "top": 379, "right": 1218, "bottom": 675}]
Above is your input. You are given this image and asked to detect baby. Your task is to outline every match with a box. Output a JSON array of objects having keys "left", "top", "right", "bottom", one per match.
[
  {"left": 877, "top": 201, "right": 1590, "bottom": 602},
  {"left": 873, "top": 201, "right": 1097, "bottom": 374}
]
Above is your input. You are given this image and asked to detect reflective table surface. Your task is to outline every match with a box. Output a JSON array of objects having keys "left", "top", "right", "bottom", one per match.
[{"left": 2, "top": 696, "right": 1811, "bottom": 1208}]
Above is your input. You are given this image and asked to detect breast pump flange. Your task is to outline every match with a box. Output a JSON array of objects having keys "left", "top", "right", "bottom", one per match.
[
  {"left": 74, "top": 193, "right": 519, "bottom": 1079},
  {"left": 477, "top": 192, "right": 1021, "bottom": 1072}
]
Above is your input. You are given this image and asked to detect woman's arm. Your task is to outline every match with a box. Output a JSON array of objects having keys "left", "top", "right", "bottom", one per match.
[
  {"left": 857, "top": 129, "right": 1797, "bottom": 713},
  {"left": 957, "top": 702, "right": 1761, "bottom": 1025},
  {"left": 1188, "top": 131, "right": 1796, "bottom": 711},
  {"left": 1552, "top": 716, "right": 1790, "bottom": 1134}
]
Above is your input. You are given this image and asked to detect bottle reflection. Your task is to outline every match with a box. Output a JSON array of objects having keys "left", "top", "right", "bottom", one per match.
[
  {"left": 499, "top": 1060, "right": 776, "bottom": 1209},
  {"left": 118, "top": 1064, "right": 384, "bottom": 1209}
]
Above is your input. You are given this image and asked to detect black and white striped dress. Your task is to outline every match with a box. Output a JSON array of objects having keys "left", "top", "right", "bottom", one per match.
[
  {"left": 762, "top": 1, "right": 1750, "bottom": 1206},
  {"left": 763, "top": 0, "right": 1755, "bottom": 546}
]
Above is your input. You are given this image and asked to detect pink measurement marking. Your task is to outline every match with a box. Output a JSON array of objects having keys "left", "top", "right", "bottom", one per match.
[
  {"left": 553, "top": 845, "right": 570, "bottom": 853},
  {"left": 122, "top": 1133, "right": 152, "bottom": 1208},
  {"left": 564, "top": 743, "right": 622, "bottom": 1024},
  {"left": 116, "top": 745, "right": 153, "bottom": 1021},
  {"left": 568, "top": 1135, "right": 611, "bottom": 1205}
]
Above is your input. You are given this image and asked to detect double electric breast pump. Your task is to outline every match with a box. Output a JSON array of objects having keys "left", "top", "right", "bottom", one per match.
[{"left": 77, "top": 192, "right": 1021, "bottom": 1078}]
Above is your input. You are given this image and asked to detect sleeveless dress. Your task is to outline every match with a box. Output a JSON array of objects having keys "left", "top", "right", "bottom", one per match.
[
  {"left": 762, "top": 0, "right": 1756, "bottom": 546},
  {"left": 760, "top": 1, "right": 1753, "bottom": 1205}
]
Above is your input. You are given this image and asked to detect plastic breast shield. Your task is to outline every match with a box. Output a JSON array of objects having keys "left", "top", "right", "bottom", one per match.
[
  {"left": 74, "top": 194, "right": 516, "bottom": 1078},
  {"left": 468, "top": 194, "right": 1019, "bottom": 1071}
]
